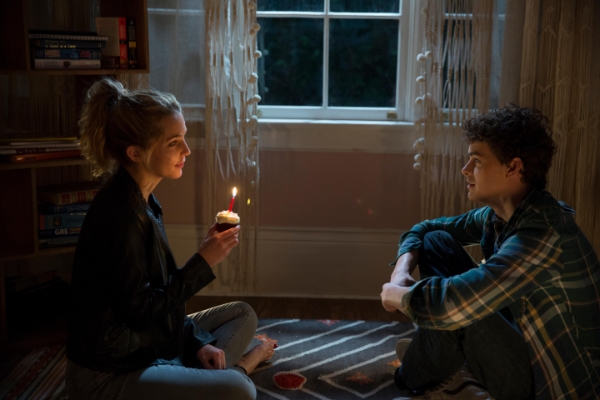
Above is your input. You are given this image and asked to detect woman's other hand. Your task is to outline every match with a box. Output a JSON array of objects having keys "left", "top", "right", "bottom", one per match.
[
  {"left": 196, "top": 344, "right": 226, "bottom": 369},
  {"left": 197, "top": 223, "right": 240, "bottom": 267}
]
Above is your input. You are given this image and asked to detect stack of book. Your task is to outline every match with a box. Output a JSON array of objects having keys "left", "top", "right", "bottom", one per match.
[
  {"left": 29, "top": 29, "right": 107, "bottom": 70},
  {"left": 0, "top": 137, "right": 82, "bottom": 163},
  {"left": 37, "top": 181, "right": 101, "bottom": 249}
]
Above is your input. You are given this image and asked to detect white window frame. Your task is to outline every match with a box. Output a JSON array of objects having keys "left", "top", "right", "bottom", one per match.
[
  {"left": 148, "top": 1, "right": 426, "bottom": 153},
  {"left": 256, "top": 0, "right": 423, "bottom": 122}
]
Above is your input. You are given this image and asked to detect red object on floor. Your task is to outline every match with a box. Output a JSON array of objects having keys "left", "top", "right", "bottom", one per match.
[{"left": 273, "top": 371, "right": 307, "bottom": 390}]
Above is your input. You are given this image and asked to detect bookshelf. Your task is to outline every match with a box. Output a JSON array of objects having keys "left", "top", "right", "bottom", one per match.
[
  {"left": 0, "top": 0, "right": 149, "bottom": 74},
  {"left": 0, "top": 0, "right": 150, "bottom": 353}
]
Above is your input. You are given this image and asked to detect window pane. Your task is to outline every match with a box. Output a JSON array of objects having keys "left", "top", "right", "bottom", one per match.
[
  {"left": 148, "top": 13, "right": 205, "bottom": 104},
  {"left": 258, "top": 0, "right": 324, "bottom": 12},
  {"left": 329, "top": 19, "right": 397, "bottom": 107},
  {"left": 257, "top": 18, "right": 323, "bottom": 106},
  {"left": 330, "top": 0, "right": 399, "bottom": 13}
]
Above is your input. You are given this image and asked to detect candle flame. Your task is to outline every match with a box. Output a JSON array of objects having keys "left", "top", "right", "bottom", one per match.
[{"left": 232, "top": 187, "right": 237, "bottom": 197}]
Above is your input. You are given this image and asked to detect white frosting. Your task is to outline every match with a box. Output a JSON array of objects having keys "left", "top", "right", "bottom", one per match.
[{"left": 215, "top": 211, "right": 240, "bottom": 224}]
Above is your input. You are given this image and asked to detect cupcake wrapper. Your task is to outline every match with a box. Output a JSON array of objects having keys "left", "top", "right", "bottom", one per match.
[{"left": 273, "top": 371, "right": 307, "bottom": 390}]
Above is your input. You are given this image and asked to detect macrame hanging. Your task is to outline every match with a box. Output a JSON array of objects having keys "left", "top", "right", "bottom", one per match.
[
  {"left": 415, "top": 0, "right": 496, "bottom": 222},
  {"left": 205, "top": 0, "right": 260, "bottom": 292}
]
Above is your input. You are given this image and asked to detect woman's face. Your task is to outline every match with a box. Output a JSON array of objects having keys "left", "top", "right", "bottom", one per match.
[{"left": 147, "top": 112, "right": 191, "bottom": 181}]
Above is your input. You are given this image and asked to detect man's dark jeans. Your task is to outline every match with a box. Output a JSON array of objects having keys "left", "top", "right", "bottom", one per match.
[{"left": 398, "top": 231, "right": 534, "bottom": 400}]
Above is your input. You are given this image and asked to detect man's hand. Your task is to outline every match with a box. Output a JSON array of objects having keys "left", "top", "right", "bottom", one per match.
[
  {"left": 197, "top": 344, "right": 226, "bottom": 369},
  {"left": 381, "top": 282, "right": 410, "bottom": 313}
]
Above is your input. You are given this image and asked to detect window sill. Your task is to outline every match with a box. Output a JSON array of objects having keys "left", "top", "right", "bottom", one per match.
[{"left": 258, "top": 119, "right": 420, "bottom": 153}]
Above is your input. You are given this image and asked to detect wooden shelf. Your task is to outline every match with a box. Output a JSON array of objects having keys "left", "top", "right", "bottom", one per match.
[
  {"left": 0, "top": 157, "right": 88, "bottom": 171},
  {"left": 1, "top": 246, "right": 77, "bottom": 263},
  {"left": 0, "top": 68, "right": 150, "bottom": 75}
]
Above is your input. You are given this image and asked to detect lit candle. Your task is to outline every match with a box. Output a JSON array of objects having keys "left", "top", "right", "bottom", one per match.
[{"left": 228, "top": 187, "right": 237, "bottom": 212}]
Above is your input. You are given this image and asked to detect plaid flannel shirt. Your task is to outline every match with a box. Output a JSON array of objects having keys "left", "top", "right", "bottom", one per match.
[{"left": 396, "top": 190, "right": 600, "bottom": 399}]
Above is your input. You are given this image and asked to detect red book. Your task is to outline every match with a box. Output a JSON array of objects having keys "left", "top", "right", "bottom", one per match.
[{"left": 37, "top": 181, "right": 101, "bottom": 206}]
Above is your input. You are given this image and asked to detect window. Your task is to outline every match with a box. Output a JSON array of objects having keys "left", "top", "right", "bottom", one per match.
[{"left": 257, "top": 0, "right": 417, "bottom": 121}]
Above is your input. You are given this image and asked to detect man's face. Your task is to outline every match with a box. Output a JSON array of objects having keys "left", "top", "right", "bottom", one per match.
[{"left": 461, "top": 141, "right": 510, "bottom": 206}]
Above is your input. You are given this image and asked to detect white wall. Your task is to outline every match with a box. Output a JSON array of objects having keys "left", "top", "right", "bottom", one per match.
[{"left": 166, "top": 225, "right": 409, "bottom": 299}]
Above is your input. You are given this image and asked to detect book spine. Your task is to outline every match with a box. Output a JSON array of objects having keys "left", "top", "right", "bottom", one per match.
[
  {"left": 39, "top": 235, "right": 80, "bottom": 249},
  {"left": 3, "top": 140, "right": 79, "bottom": 147},
  {"left": 127, "top": 18, "right": 137, "bottom": 69},
  {"left": 38, "top": 202, "right": 91, "bottom": 213},
  {"left": 30, "top": 39, "right": 105, "bottom": 49},
  {"left": 38, "top": 189, "right": 98, "bottom": 206},
  {"left": 3, "top": 149, "right": 82, "bottom": 162},
  {"left": 0, "top": 146, "right": 79, "bottom": 155},
  {"left": 28, "top": 30, "right": 107, "bottom": 41},
  {"left": 32, "top": 59, "right": 101, "bottom": 70},
  {"left": 32, "top": 48, "right": 102, "bottom": 60},
  {"left": 118, "top": 17, "right": 128, "bottom": 69},
  {"left": 39, "top": 212, "right": 86, "bottom": 230},
  {"left": 38, "top": 226, "right": 82, "bottom": 237}
]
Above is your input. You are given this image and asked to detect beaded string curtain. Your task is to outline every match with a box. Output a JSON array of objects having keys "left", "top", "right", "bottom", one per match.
[
  {"left": 205, "top": 0, "right": 260, "bottom": 292},
  {"left": 414, "top": 0, "right": 497, "bottom": 221},
  {"left": 519, "top": 0, "right": 600, "bottom": 255}
]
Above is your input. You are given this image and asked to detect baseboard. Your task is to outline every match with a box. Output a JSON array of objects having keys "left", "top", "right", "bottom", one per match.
[{"left": 165, "top": 225, "right": 407, "bottom": 299}]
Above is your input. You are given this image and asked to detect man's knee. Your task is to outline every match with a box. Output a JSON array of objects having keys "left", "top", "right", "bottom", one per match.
[{"left": 423, "top": 231, "right": 457, "bottom": 251}]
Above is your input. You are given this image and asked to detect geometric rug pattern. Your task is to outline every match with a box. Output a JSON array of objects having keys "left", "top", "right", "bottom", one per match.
[
  {"left": 0, "top": 319, "right": 493, "bottom": 400},
  {"left": 250, "top": 319, "right": 418, "bottom": 399},
  {"left": 0, "top": 344, "right": 67, "bottom": 400}
]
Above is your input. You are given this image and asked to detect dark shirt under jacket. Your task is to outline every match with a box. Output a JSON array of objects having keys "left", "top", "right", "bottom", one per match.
[{"left": 67, "top": 167, "right": 216, "bottom": 373}]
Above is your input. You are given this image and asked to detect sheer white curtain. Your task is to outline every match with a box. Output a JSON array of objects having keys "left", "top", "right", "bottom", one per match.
[
  {"left": 415, "top": 0, "right": 503, "bottom": 221},
  {"left": 204, "top": 0, "right": 261, "bottom": 292},
  {"left": 148, "top": 0, "right": 260, "bottom": 292},
  {"left": 519, "top": 0, "right": 600, "bottom": 254},
  {"left": 147, "top": 1, "right": 206, "bottom": 109}
]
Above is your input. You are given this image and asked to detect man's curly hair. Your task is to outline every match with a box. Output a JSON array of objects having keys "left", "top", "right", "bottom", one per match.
[{"left": 462, "top": 103, "right": 557, "bottom": 191}]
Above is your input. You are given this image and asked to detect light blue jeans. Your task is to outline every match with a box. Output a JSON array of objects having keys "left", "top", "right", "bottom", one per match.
[{"left": 66, "top": 301, "right": 258, "bottom": 400}]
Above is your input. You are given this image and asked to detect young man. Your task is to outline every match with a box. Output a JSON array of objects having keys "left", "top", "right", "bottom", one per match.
[{"left": 381, "top": 104, "right": 600, "bottom": 399}]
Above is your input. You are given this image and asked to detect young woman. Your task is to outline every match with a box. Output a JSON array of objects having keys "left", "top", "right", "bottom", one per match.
[{"left": 65, "top": 78, "right": 275, "bottom": 400}]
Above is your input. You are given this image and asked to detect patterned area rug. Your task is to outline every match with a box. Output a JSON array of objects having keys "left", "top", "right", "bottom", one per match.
[
  {"left": 251, "top": 319, "right": 416, "bottom": 399},
  {"left": 0, "top": 344, "right": 67, "bottom": 400},
  {"left": 0, "top": 319, "right": 493, "bottom": 400},
  {"left": 251, "top": 319, "right": 493, "bottom": 400}
]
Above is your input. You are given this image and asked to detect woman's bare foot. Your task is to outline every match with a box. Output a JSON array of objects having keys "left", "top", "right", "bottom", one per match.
[{"left": 236, "top": 341, "right": 277, "bottom": 374}]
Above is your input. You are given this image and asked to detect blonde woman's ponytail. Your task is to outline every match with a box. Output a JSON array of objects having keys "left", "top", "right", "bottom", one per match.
[{"left": 78, "top": 78, "right": 181, "bottom": 177}]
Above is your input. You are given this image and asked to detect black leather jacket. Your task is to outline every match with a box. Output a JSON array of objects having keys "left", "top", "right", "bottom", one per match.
[{"left": 66, "top": 167, "right": 216, "bottom": 372}]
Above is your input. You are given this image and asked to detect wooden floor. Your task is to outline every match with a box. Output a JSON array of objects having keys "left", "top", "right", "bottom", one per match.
[{"left": 186, "top": 296, "right": 411, "bottom": 323}]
